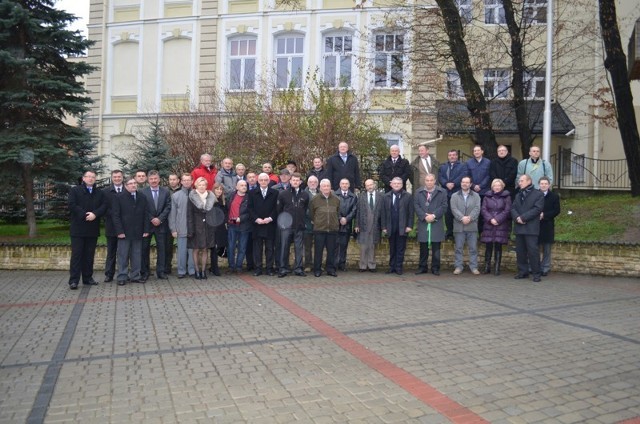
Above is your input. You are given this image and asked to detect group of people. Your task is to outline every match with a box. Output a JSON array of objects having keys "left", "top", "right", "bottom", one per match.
[{"left": 67, "top": 141, "right": 559, "bottom": 289}]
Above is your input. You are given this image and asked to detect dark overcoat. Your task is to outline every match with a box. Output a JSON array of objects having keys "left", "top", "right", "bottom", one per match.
[
  {"left": 539, "top": 190, "right": 561, "bottom": 244},
  {"left": 511, "top": 185, "right": 545, "bottom": 236},
  {"left": 68, "top": 184, "right": 107, "bottom": 238},
  {"left": 414, "top": 186, "right": 447, "bottom": 243},
  {"left": 112, "top": 190, "right": 150, "bottom": 239},
  {"left": 247, "top": 187, "right": 278, "bottom": 239}
]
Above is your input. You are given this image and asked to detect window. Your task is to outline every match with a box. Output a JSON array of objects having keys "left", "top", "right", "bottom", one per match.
[
  {"left": 374, "top": 33, "right": 404, "bottom": 88},
  {"left": 229, "top": 37, "right": 257, "bottom": 90},
  {"left": 523, "top": 69, "right": 545, "bottom": 99},
  {"left": 484, "top": 69, "right": 510, "bottom": 99},
  {"left": 323, "top": 34, "right": 353, "bottom": 88},
  {"left": 484, "top": 0, "right": 505, "bottom": 24},
  {"left": 275, "top": 35, "right": 304, "bottom": 89},
  {"left": 523, "top": 0, "right": 547, "bottom": 24},
  {"left": 446, "top": 69, "right": 464, "bottom": 98},
  {"left": 457, "top": 0, "right": 473, "bottom": 23}
]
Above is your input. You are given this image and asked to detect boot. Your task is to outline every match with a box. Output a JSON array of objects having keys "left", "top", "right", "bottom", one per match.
[
  {"left": 483, "top": 243, "right": 493, "bottom": 274},
  {"left": 210, "top": 252, "right": 221, "bottom": 276},
  {"left": 494, "top": 245, "right": 502, "bottom": 276}
]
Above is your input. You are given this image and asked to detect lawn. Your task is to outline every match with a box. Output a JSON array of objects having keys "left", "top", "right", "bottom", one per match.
[{"left": 1, "top": 193, "right": 638, "bottom": 244}]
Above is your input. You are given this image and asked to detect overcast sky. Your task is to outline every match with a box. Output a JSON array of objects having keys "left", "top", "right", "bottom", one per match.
[{"left": 57, "top": 0, "right": 89, "bottom": 36}]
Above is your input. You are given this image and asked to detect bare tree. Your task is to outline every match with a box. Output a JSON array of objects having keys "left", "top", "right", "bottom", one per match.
[{"left": 598, "top": 0, "right": 640, "bottom": 196}]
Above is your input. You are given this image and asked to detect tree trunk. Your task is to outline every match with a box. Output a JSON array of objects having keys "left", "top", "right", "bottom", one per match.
[
  {"left": 599, "top": 0, "right": 640, "bottom": 196},
  {"left": 503, "top": 0, "right": 535, "bottom": 158},
  {"left": 435, "top": 0, "right": 498, "bottom": 158},
  {"left": 22, "top": 164, "right": 37, "bottom": 238}
]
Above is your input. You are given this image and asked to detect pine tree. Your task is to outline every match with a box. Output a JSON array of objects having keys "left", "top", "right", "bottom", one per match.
[
  {"left": 0, "top": 0, "right": 98, "bottom": 236},
  {"left": 115, "top": 117, "right": 180, "bottom": 180}
]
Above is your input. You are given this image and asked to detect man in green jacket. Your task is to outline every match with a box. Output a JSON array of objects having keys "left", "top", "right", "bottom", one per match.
[{"left": 309, "top": 179, "right": 340, "bottom": 277}]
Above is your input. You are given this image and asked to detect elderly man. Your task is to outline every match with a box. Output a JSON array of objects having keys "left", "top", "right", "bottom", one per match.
[
  {"left": 326, "top": 142, "right": 361, "bottom": 191},
  {"left": 378, "top": 144, "right": 411, "bottom": 192},
  {"left": 191, "top": 153, "right": 217, "bottom": 190},
  {"left": 215, "top": 157, "right": 238, "bottom": 193},
  {"left": 411, "top": 144, "right": 439, "bottom": 190},
  {"left": 235, "top": 163, "right": 247, "bottom": 182},
  {"left": 310, "top": 179, "right": 341, "bottom": 277},
  {"left": 380, "top": 177, "right": 414, "bottom": 275},
  {"left": 304, "top": 175, "right": 320, "bottom": 272},
  {"left": 517, "top": 145, "right": 553, "bottom": 189},
  {"left": 512, "top": 174, "right": 545, "bottom": 282},
  {"left": 450, "top": 176, "right": 481, "bottom": 275},
  {"left": 414, "top": 173, "right": 448, "bottom": 275},
  {"left": 262, "top": 162, "right": 279, "bottom": 186},
  {"left": 335, "top": 178, "right": 357, "bottom": 271},
  {"left": 355, "top": 179, "right": 383, "bottom": 272},
  {"left": 247, "top": 173, "right": 279, "bottom": 276}
]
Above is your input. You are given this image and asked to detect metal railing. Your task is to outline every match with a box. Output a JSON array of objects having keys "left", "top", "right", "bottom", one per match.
[{"left": 554, "top": 149, "right": 631, "bottom": 190}]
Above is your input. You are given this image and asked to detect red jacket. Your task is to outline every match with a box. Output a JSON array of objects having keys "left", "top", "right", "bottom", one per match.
[{"left": 191, "top": 164, "right": 217, "bottom": 190}]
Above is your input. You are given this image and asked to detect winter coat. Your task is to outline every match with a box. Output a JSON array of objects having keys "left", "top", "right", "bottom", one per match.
[
  {"left": 480, "top": 190, "right": 512, "bottom": 244},
  {"left": 490, "top": 155, "right": 518, "bottom": 196},
  {"left": 335, "top": 190, "right": 357, "bottom": 233},
  {"left": 191, "top": 164, "right": 217, "bottom": 190},
  {"left": 414, "top": 186, "right": 448, "bottom": 243},
  {"left": 380, "top": 190, "right": 414, "bottom": 236},
  {"left": 104, "top": 184, "right": 122, "bottom": 237},
  {"left": 466, "top": 157, "right": 492, "bottom": 195},
  {"left": 355, "top": 190, "right": 383, "bottom": 245},
  {"left": 517, "top": 158, "right": 554, "bottom": 189},
  {"left": 277, "top": 187, "right": 310, "bottom": 232},
  {"left": 227, "top": 192, "right": 251, "bottom": 232},
  {"left": 539, "top": 190, "right": 561, "bottom": 244},
  {"left": 511, "top": 184, "right": 545, "bottom": 236},
  {"left": 112, "top": 190, "right": 150, "bottom": 240},
  {"left": 215, "top": 168, "right": 238, "bottom": 194},
  {"left": 326, "top": 151, "right": 362, "bottom": 191},
  {"left": 438, "top": 161, "right": 469, "bottom": 197},
  {"left": 187, "top": 190, "right": 217, "bottom": 249},
  {"left": 310, "top": 193, "right": 340, "bottom": 233},
  {"left": 247, "top": 187, "right": 278, "bottom": 239},
  {"left": 69, "top": 184, "right": 107, "bottom": 238},
  {"left": 410, "top": 155, "right": 440, "bottom": 190},
  {"left": 378, "top": 156, "right": 411, "bottom": 192}
]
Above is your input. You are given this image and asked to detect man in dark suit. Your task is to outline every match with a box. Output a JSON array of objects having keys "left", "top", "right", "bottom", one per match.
[
  {"left": 325, "top": 142, "right": 361, "bottom": 191},
  {"left": 378, "top": 144, "right": 411, "bottom": 192},
  {"left": 104, "top": 169, "right": 124, "bottom": 282},
  {"left": 335, "top": 178, "right": 357, "bottom": 271},
  {"left": 380, "top": 177, "right": 414, "bottom": 275},
  {"left": 511, "top": 174, "right": 545, "bottom": 282},
  {"left": 438, "top": 149, "right": 468, "bottom": 239},
  {"left": 112, "top": 178, "right": 150, "bottom": 285},
  {"left": 247, "top": 172, "right": 278, "bottom": 276},
  {"left": 141, "top": 170, "right": 171, "bottom": 280},
  {"left": 68, "top": 170, "right": 108, "bottom": 290}
]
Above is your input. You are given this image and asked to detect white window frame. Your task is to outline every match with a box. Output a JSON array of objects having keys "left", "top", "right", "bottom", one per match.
[
  {"left": 523, "top": 69, "right": 545, "bottom": 99},
  {"left": 523, "top": 0, "right": 547, "bottom": 24},
  {"left": 484, "top": 0, "right": 505, "bottom": 24},
  {"left": 373, "top": 32, "right": 405, "bottom": 89},
  {"left": 322, "top": 32, "right": 353, "bottom": 88},
  {"left": 274, "top": 34, "right": 305, "bottom": 89},
  {"left": 446, "top": 69, "right": 464, "bottom": 98},
  {"left": 228, "top": 36, "right": 257, "bottom": 91},
  {"left": 457, "top": 0, "right": 473, "bottom": 24},
  {"left": 484, "top": 68, "right": 510, "bottom": 99},
  {"left": 383, "top": 134, "right": 404, "bottom": 156}
]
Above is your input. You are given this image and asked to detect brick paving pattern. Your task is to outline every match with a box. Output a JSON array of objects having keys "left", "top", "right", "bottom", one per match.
[{"left": 0, "top": 269, "right": 639, "bottom": 423}]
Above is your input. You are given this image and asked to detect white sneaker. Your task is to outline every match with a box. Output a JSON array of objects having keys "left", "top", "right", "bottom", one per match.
[
  {"left": 453, "top": 268, "right": 462, "bottom": 275},
  {"left": 471, "top": 269, "right": 480, "bottom": 275}
]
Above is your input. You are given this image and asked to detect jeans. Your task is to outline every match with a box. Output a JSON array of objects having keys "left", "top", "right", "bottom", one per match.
[
  {"left": 454, "top": 231, "right": 478, "bottom": 270},
  {"left": 228, "top": 226, "right": 249, "bottom": 270}
]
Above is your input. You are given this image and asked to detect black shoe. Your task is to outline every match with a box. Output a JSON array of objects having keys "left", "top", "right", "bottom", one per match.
[
  {"left": 177, "top": 274, "right": 186, "bottom": 279},
  {"left": 83, "top": 279, "right": 98, "bottom": 286},
  {"left": 396, "top": 270, "right": 403, "bottom": 276},
  {"left": 117, "top": 280, "right": 126, "bottom": 286},
  {"left": 314, "top": 271, "right": 322, "bottom": 277},
  {"left": 514, "top": 274, "right": 529, "bottom": 279},
  {"left": 253, "top": 270, "right": 262, "bottom": 276},
  {"left": 385, "top": 269, "right": 395, "bottom": 274},
  {"left": 69, "top": 282, "right": 79, "bottom": 290},
  {"left": 327, "top": 272, "right": 337, "bottom": 277},
  {"left": 267, "top": 270, "right": 275, "bottom": 276},
  {"left": 157, "top": 274, "right": 168, "bottom": 280},
  {"left": 212, "top": 269, "right": 221, "bottom": 277},
  {"left": 533, "top": 276, "right": 542, "bottom": 282},
  {"left": 415, "top": 269, "right": 428, "bottom": 275},
  {"left": 104, "top": 276, "right": 113, "bottom": 283},
  {"left": 359, "top": 269, "right": 367, "bottom": 272},
  {"left": 541, "top": 271, "right": 549, "bottom": 277},
  {"left": 369, "top": 268, "right": 377, "bottom": 273},
  {"left": 278, "top": 272, "right": 287, "bottom": 278},
  {"left": 130, "top": 279, "right": 142, "bottom": 284},
  {"left": 194, "top": 272, "right": 201, "bottom": 280},
  {"left": 202, "top": 271, "right": 208, "bottom": 280},
  {"left": 294, "top": 271, "right": 306, "bottom": 277},
  {"left": 337, "top": 266, "right": 346, "bottom": 271},
  {"left": 432, "top": 269, "right": 440, "bottom": 276}
]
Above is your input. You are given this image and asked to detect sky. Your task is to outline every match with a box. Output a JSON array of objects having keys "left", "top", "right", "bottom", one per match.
[{"left": 56, "top": 0, "right": 89, "bottom": 37}]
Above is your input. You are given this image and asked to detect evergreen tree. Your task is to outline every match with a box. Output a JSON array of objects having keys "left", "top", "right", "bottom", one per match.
[
  {"left": 0, "top": 0, "right": 97, "bottom": 236},
  {"left": 115, "top": 117, "right": 180, "bottom": 180}
]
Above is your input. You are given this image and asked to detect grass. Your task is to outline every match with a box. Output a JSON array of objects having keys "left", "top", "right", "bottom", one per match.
[{"left": 1, "top": 193, "right": 639, "bottom": 244}]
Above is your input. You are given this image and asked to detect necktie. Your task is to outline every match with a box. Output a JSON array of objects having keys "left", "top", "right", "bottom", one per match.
[
  {"left": 393, "top": 194, "right": 396, "bottom": 206},
  {"left": 393, "top": 159, "right": 396, "bottom": 164},
  {"left": 152, "top": 190, "right": 158, "bottom": 208},
  {"left": 369, "top": 193, "right": 374, "bottom": 210},
  {"left": 88, "top": 187, "right": 92, "bottom": 194},
  {"left": 132, "top": 193, "right": 136, "bottom": 202},
  {"left": 342, "top": 155, "right": 347, "bottom": 163},
  {"left": 117, "top": 187, "right": 121, "bottom": 193},
  {"left": 427, "top": 191, "right": 431, "bottom": 203},
  {"left": 262, "top": 190, "right": 266, "bottom": 199}
]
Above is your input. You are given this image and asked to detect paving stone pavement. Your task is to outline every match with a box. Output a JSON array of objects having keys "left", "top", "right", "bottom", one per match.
[{"left": 0, "top": 269, "right": 639, "bottom": 424}]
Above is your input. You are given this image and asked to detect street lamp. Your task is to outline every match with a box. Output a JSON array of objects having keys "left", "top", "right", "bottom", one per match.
[{"left": 18, "top": 148, "right": 37, "bottom": 238}]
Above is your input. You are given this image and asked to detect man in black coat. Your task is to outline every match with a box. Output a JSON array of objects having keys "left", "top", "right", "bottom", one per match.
[
  {"left": 68, "top": 170, "right": 108, "bottom": 290},
  {"left": 538, "top": 176, "right": 561, "bottom": 276},
  {"left": 141, "top": 170, "right": 172, "bottom": 281},
  {"left": 378, "top": 145, "right": 411, "bottom": 192},
  {"left": 511, "top": 174, "right": 545, "bottom": 282},
  {"left": 335, "top": 178, "right": 357, "bottom": 271},
  {"left": 247, "top": 173, "right": 279, "bottom": 276},
  {"left": 112, "top": 178, "right": 150, "bottom": 285},
  {"left": 276, "top": 173, "right": 310, "bottom": 277},
  {"left": 380, "top": 177, "right": 414, "bottom": 275},
  {"left": 103, "top": 169, "right": 124, "bottom": 282},
  {"left": 325, "top": 142, "right": 361, "bottom": 191},
  {"left": 490, "top": 145, "right": 519, "bottom": 200}
]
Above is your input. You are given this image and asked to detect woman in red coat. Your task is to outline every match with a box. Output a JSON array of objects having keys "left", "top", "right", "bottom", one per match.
[{"left": 480, "top": 179, "right": 512, "bottom": 275}]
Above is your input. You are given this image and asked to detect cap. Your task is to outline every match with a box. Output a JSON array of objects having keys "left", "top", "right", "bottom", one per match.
[{"left": 280, "top": 169, "right": 290, "bottom": 176}]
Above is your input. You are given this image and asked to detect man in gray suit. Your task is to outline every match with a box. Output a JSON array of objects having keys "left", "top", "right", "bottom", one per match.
[
  {"left": 141, "top": 170, "right": 171, "bottom": 280},
  {"left": 450, "top": 176, "right": 481, "bottom": 275},
  {"left": 354, "top": 179, "right": 382, "bottom": 272}
]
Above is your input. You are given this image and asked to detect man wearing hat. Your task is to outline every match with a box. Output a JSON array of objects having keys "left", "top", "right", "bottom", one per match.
[{"left": 272, "top": 168, "right": 292, "bottom": 191}]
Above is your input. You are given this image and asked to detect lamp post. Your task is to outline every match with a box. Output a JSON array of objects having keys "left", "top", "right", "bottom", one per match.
[
  {"left": 18, "top": 148, "right": 37, "bottom": 238},
  {"left": 542, "top": 0, "right": 554, "bottom": 163}
]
